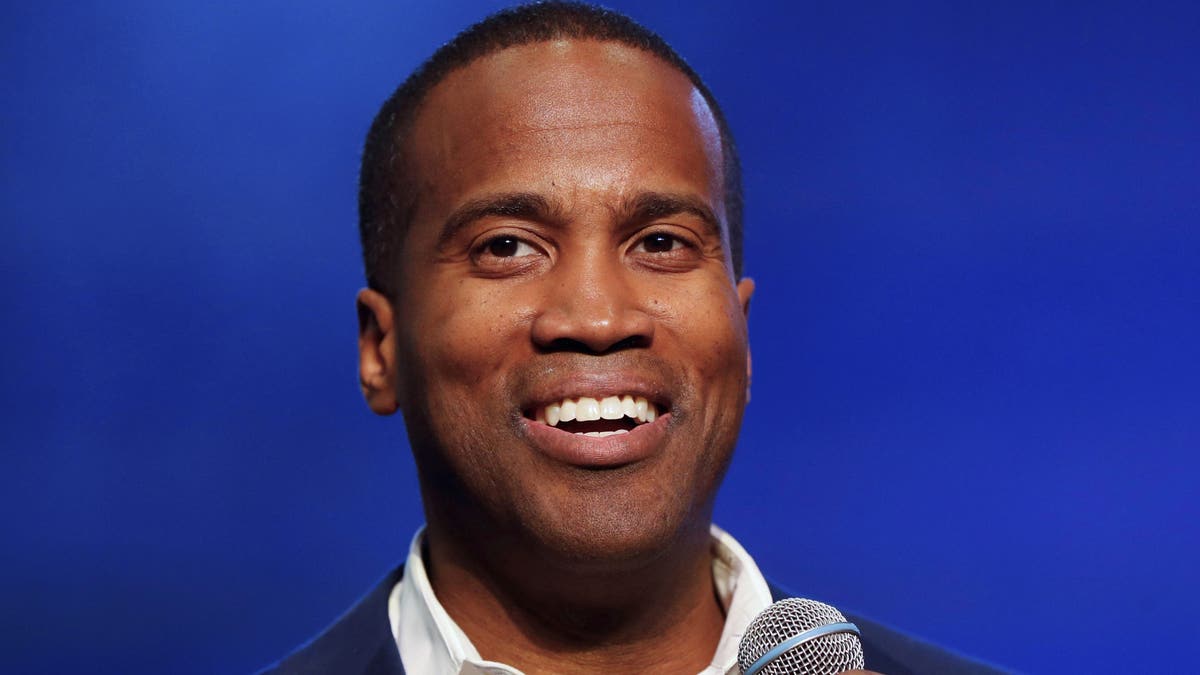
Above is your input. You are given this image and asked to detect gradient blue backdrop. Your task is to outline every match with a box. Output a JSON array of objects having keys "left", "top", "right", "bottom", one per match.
[{"left": 3, "top": 2, "right": 1197, "bottom": 673}]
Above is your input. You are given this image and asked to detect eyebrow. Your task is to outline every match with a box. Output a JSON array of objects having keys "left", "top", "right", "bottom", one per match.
[
  {"left": 436, "top": 192, "right": 563, "bottom": 250},
  {"left": 435, "top": 189, "right": 723, "bottom": 249},
  {"left": 617, "top": 191, "right": 723, "bottom": 240}
]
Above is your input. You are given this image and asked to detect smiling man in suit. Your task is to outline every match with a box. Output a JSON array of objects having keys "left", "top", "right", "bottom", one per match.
[{"left": 263, "top": 3, "right": 1002, "bottom": 674}]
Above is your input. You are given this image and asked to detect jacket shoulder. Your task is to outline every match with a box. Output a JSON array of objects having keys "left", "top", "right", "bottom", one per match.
[
  {"left": 765, "top": 581, "right": 1009, "bottom": 675},
  {"left": 257, "top": 565, "right": 407, "bottom": 675}
]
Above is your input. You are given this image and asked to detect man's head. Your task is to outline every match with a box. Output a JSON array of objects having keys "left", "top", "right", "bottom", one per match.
[
  {"left": 357, "top": 1, "right": 744, "bottom": 296},
  {"left": 356, "top": 2, "right": 754, "bottom": 573}
]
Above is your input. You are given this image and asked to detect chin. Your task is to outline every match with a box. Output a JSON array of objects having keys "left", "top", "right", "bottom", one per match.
[{"left": 516, "top": 478, "right": 713, "bottom": 573}]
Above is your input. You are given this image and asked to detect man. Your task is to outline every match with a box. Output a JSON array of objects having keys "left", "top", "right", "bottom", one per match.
[{"left": 265, "top": 3, "right": 1004, "bottom": 673}]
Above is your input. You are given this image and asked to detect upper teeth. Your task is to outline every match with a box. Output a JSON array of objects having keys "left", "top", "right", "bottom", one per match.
[{"left": 535, "top": 395, "right": 658, "bottom": 427}]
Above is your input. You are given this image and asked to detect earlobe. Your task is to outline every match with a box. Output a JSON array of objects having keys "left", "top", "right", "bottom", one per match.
[
  {"left": 736, "top": 277, "right": 755, "bottom": 402},
  {"left": 357, "top": 288, "right": 399, "bottom": 416},
  {"left": 736, "top": 277, "right": 754, "bottom": 318}
]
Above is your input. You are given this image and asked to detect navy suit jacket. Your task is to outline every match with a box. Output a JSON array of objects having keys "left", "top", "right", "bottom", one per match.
[{"left": 261, "top": 564, "right": 1007, "bottom": 674}]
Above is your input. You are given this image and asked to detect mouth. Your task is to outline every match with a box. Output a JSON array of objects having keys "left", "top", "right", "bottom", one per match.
[{"left": 524, "top": 395, "right": 662, "bottom": 437}]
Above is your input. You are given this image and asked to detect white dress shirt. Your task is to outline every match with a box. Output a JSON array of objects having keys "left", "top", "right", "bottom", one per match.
[{"left": 388, "top": 524, "right": 774, "bottom": 675}]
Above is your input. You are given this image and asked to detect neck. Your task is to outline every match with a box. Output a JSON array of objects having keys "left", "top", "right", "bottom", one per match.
[{"left": 423, "top": 519, "right": 725, "bottom": 674}]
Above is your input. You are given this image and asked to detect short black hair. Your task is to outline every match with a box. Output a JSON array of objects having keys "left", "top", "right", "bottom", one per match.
[{"left": 358, "top": 1, "right": 743, "bottom": 293}]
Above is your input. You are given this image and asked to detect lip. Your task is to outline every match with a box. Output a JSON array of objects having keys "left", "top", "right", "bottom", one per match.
[{"left": 522, "top": 413, "right": 671, "bottom": 468}]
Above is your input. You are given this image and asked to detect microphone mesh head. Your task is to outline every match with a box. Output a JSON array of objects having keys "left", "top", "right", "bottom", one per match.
[{"left": 737, "top": 598, "right": 865, "bottom": 674}]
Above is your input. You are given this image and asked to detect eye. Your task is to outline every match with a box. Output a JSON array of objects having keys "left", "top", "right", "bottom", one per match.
[
  {"left": 634, "top": 232, "right": 685, "bottom": 253},
  {"left": 627, "top": 229, "right": 703, "bottom": 272},
  {"left": 469, "top": 233, "right": 549, "bottom": 276},
  {"left": 481, "top": 235, "right": 539, "bottom": 258}
]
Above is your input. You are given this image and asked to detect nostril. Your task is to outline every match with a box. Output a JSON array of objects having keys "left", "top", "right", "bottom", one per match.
[
  {"left": 537, "top": 334, "right": 649, "bottom": 355},
  {"left": 608, "top": 335, "right": 648, "bottom": 352},
  {"left": 539, "top": 337, "right": 598, "bottom": 355},
  {"left": 530, "top": 298, "right": 655, "bottom": 355}
]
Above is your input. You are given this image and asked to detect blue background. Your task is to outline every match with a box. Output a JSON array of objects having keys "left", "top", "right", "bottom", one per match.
[{"left": 3, "top": 2, "right": 1197, "bottom": 673}]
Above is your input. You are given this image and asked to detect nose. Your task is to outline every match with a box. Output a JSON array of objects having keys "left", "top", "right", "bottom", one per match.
[{"left": 530, "top": 251, "right": 655, "bottom": 354}]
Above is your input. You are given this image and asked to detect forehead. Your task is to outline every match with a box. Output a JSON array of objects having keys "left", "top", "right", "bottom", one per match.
[{"left": 404, "top": 40, "right": 725, "bottom": 225}]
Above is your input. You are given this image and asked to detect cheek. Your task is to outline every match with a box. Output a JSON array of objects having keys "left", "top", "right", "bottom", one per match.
[
  {"left": 405, "top": 282, "right": 534, "bottom": 400},
  {"left": 651, "top": 281, "right": 749, "bottom": 374},
  {"left": 650, "top": 281, "right": 750, "bottom": 443}
]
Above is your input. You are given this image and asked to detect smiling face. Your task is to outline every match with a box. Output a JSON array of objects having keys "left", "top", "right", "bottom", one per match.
[{"left": 359, "top": 40, "right": 753, "bottom": 569}]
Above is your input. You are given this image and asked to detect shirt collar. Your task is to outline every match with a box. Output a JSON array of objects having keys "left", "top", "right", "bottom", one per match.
[{"left": 388, "top": 524, "right": 774, "bottom": 675}]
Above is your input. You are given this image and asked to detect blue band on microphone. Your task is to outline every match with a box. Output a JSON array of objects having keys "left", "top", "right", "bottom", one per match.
[{"left": 742, "top": 621, "right": 861, "bottom": 675}]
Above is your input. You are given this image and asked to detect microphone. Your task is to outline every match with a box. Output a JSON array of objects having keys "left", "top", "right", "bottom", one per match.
[{"left": 737, "top": 598, "right": 866, "bottom": 674}]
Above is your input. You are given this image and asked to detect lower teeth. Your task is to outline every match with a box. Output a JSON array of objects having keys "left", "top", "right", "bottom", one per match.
[{"left": 577, "top": 429, "right": 631, "bottom": 437}]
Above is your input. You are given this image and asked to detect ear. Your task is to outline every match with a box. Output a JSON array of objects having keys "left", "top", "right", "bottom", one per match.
[
  {"left": 736, "top": 277, "right": 755, "bottom": 402},
  {"left": 357, "top": 288, "right": 400, "bottom": 416}
]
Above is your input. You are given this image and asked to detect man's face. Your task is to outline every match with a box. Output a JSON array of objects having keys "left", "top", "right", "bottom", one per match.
[{"left": 362, "top": 40, "right": 753, "bottom": 567}]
